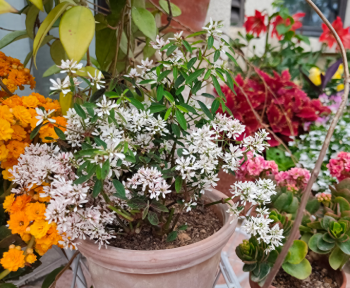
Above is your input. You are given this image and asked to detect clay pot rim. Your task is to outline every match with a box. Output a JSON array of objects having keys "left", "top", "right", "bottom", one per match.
[{"left": 78, "top": 188, "right": 237, "bottom": 273}]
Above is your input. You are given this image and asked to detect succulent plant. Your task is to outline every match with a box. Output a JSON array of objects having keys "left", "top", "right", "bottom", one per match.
[{"left": 330, "top": 178, "right": 350, "bottom": 203}]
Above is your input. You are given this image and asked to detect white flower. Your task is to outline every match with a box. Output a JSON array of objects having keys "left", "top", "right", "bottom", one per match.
[
  {"left": 35, "top": 108, "right": 56, "bottom": 126},
  {"left": 57, "top": 59, "right": 83, "bottom": 74},
  {"left": 50, "top": 76, "right": 70, "bottom": 95},
  {"left": 137, "top": 58, "right": 154, "bottom": 72},
  {"left": 96, "top": 95, "right": 118, "bottom": 117},
  {"left": 150, "top": 35, "right": 170, "bottom": 50},
  {"left": 202, "top": 17, "right": 223, "bottom": 39},
  {"left": 88, "top": 70, "right": 105, "bottom": 90},
  {"left": 169, "top": 31, "right": 183, "bottom": 41},
  {"left": 124, "top": 68, "right": 140, "bottom": 79}
]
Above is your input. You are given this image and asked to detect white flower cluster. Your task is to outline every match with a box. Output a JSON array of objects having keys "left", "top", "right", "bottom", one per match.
[
  {"left": 289, "top": 112, "right": 350, "bottom": 192},
  {"left": 10, "top": 144, "right": 116, "bottom": 249},
  {"left": 227, "top": 179, "right": 283, "bottom": 253},
  {"left": 126, "top": 167, "right": 171, "bottom": 200}
]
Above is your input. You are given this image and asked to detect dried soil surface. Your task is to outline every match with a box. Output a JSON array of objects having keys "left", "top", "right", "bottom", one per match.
[
  {"left": 272, "top": 256, "right": 340, "bottom": 288},
  {"left": 109, "top": 206, "right": 222, "bottom": 250}
]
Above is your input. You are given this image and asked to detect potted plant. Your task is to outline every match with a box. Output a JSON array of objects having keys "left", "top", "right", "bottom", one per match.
[{"left": 0, "top": 20, "right": 285, "bottom": 287}]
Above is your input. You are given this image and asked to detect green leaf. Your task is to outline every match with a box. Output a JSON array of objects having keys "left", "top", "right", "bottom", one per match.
[
  {"left": 214, "top": 50, "right": 220, "bottom": 62},
  {"left": 96, "top": 28, "right": 116, "bottom": 71},
  {"left": 43, "top": 64, "right": 61, "bottom": 77},
  {"left": 132, "top": 7, "right": 157, "bottom": 40},
  {"left": 0, "top": 30, "right": 27, "bottom": 50},
  {"left": 273, "top": 193, "right": 293, "bottom": 211},
  {"left": 73, "top": 165, "right": 96, "bottom": 185},
  {"left": 142, "top": 203, "right": 149, "bottom": 220},
  {"left": 90, "top": 89, "right": 105, "bottom": 103},
  {"left": 282, "top": 259, "right": 311, "bottom": 280},
  {"left": 159, "top": 0, "right": 182, "bottom": 16},
  {"left": 225, "top": 52, "right": 238, "bottom": 66},
  {"left": 186, "top": 68, "right": 205, "bottom": 84},
  {"left": 166, "top": 45, "right": 177, "bottom": 56},
  {"left": 305, "top": 199, "right": 321, "bottom": 214},
  {"left": 148, "top": 211, "right": 159, "bottom": 225},
  {"left": 175, "top": 75, "right": 185, "bottom": 88},
  {"left": 318, "top": 237, "right": 335, "bottom": 252},
  {"left": 92, "top": 179, "right": 103, "bottom": 197},
  {"left": 0, "top": 283, "right": 17, "bottom": 288},
  {"left": 101, "top": 159, "right": 110, "bottom": 179},
  {"left": 178, "top": 224, "right": 188, "bottom": 231},
  {"left": 128, "top": 97, "right": 144, "bottom": 110},
  {"left": 197, "top": 100, "right": 213, "bottom": 120},
  {"left": 113, "top": 180, "right": 127, "bottom": 200},
  {"left": 187, "top": 57, "right": 197, "bottom": 70},
  {"left": 186, "top": 31, "right": 207, "bottom": 38},
  {"left": 164, "top": 107, "right": 172, "bottom": 120},
  {"left": 329, "top": 246, "right": 347, "bottom": 270},
  {"left": 54, "top": 127, "right": 66, "bottom": 140},
  {"left": 172, "top": 123, "right": 180, "bottom": 137},
  {"left": 335, "top": 197, "right": 350, "bottom": 213},
  {"left": 157, "top": 85, "right": 164, "bottom": 101},
  {"left": 207, "top": 35, "right": 214, "bottom": 49},
  {"left": 41, "top": 266, "right": 65, "bottom": 288},
  {"left": 338, "top": 239, "right": 350, "bottom": 255},
  {"left": 33, "top": 2, "right": 71, "bottom": 67},
  {"left": 276, "top": 24, "right": 292, "bottom": 35},
  {"left": 127, "top": 198, "right": 147, "bottom": 209},
  {"left": 30, "top": 123, "right": 42, "bottom": 140},
  {"left": 211, "top": 98, "right": 220, "bottom": 114},
  {"left": 164, "top": 91, "right": 174, "bottom": 102},
  {"left": 166, "top": 231, "right": 178, "bottom": 242},
  {"left": 0, "top": 0, "right": 17, "bottom": 14},
  {"left": 179, "top": 103, "right": 197, "bottom": 114},
  {"left": 29, "top": 0, "right": 44, "bottom": 11},
  {"left": 158, "top": 70, "right": 172, "bottom": 82},
  {"left": 286, "top": 240, "right": 308, "bottom": 265},
  {"left": 175, "top": 176, "right": 183, "bottom": 192},
  {"left": 201, "top": 93, "right": 215, "bottom": 99},
  {"left": 26, "top": 5, "right": 40, "bottom": 39},
  {"left": 50, "top": 39, "right": 68, "bottom": 65},
  {"left": 182, "top": 39, "right": 192, "bottom": 53},
  {"left": 211, "top": 75, "right": 224, "bottom": 97},
  {"left": 309, "top": 234, "right": 329, "bottom": 254},
  {"left": 149, "top": 104, "right": 167, "bottom": 113},
  {"left": 74, "top": 103, "right": 87, "bottom": 119},
  {"left": 176, "top": 105, "right": 188, "bottom": 113},
  {"left": 175, "top": 110, "right": 187, "bottom": 130}
]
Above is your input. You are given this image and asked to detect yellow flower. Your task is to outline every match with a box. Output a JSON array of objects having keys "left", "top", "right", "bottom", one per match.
[
  {"left": 30, "top": 220, "right": 51, "bottom": 239},
  {"left": 25, "top": 253, "right": 37, "bottom": 264},
  {"left": 12, "top": 106, "right": 31, "bottom": 126},
  {"left": 3, "top": 194, "right": 15, "bottom": 213},
  {"left": 2, "top": 169, "right": 14, "bottom": 180},
  {"left": 0, "top": 119, "right": 13, "bottom": 140},
  {"left": 21, "top": 233, "right": 31, "bottom": 242},
  {"left": 333, "top": 64, "right": 344, "bottom": 80},
  {"left": 0, "top": 248, "right": 25, "bottom": 271},
  {"left": 10, "top": 194, "right": 31, "bottom": 214},
  {"left": 0, "top": 144, "right": 9, "bottom": 161},
  {"left": 7, "top": 140, "right": 28, "bottom": 159},
  {"left": 22, "top": 95, "right": 40, "bottom": 108},
  {"left": 309, "top": 67, "right": 323, "bottom": 86},
  {"left": 8, "top": 211, "right": 30, "bottom": 236},
  {"left": 25, "top": 202, "right": 46, "bottom": 221},
  {"left": 0, "top": 105, "right": 14, "bottom": 123}
]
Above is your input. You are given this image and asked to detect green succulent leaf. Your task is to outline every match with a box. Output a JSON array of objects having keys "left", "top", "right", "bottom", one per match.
[
  {"left": 286, "top": 240, "right": 308, "bottom": 265},
  {"left": 309, "top": 234, "right": 329, "bottom": 254},
  {"left": 329, "top": 246, "right": 348, "bottom": 270},
  {"left": 282, "top": 259, "right": 311, "bottom": 280},
  {"left": 338, "top": 239, "right": 350, "bottom": 255},
  {"left": 335, "top": 197, "right": 350, "bottom": 213},
  {"left": 317, "top": 237, "right": 335, "bottom": 252},
  {"left": 321, "top": 216, "right": 336, "bottom": 230}
]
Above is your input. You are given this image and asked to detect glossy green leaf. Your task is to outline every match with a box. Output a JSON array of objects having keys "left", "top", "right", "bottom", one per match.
[
  {"left": 29, "top": 0, "right": 44, "bottom": 11},
  {"left": 186, "top": 68, "right": 205, "bottom": 84},
  {"left": 197, "top": 100, "right": 213, "bottom": 120},
  {"left": 33, "top": 2, "right": 71, "bottom": 66},
  {"left": 74, "top": 103, "right": 87, "bottom": 119},
  {"left": 26, "top": 5, "right": 40, "bottom": 39},
  {"left": 59, "top": 6, "right": 95, "bottom": 62},
  {"left": 54, "top": 127, "right": 66, "bottom": 140},
  {"left": 207, "top": 35, "right": 214, "bottom": 49},
  {"left": 309, "top": 234, "right": 329, "bottom": 254},
  {"left": 96, "top": 28, "right": 116, "bottom": 70},
  {"left": 335, "top": 197, "right": 350, "bottom": 213},
  {"left": 329, "top": 246, "right": 347, "bottom": 270},
  {"left": 132, "top": 7, "right": 156, "bottom": 40},
  {"left": 211, "top": 75, "right": 224, "bottom": 97},
  {"left": 149, "top": 104, "right": 167, "bottom": 114},
  {"left": 166, "top": 231, "right": 177, "bottom": 242},
  {"left": 159, "top": 0, "right": 181, "bottom": 16},
  {"left": 164, "top": 107, "right": 172, "bottom": 120},
  {"left": 148, "top": 211, "right": 159, "bottom": 225},
  {"left": 286, "top": 240, "right": 308, "bottom": 264},
  {"left": 182, "top": 39, "right": 192, "bottom": 53},
  {"left": 50, "top": 39, "right": 68, "bottom": 65},
  {"left": 211, "top": 98, "right": 220, "bottom": 114},
  {"left": 128, "top": 97, "right": 144, "bottom": 110},
  {"left": 338, "top": 239, "right": 350, "bottom": 255},
  {"left": 175, "top": 176, "right": 183, "bottom": 192},
  {"left": 113, "top": 180, "right": 127, "bottom": 200},
  {"left": 282, "top": 259, "right": 311, "bottom": 280},
  {"left": 92, "top": 179, "right": 103, "bottom": 197},
  {"left": 175, "top": 110, "right": 187, "bottom": 130},
  {"left": 42, "top": 266, "right": 65, "bottom": 288},
  {"left": 0, "top": 30, "right": 27, "bottom": 49},
  {"left": 214, "top": 50, "right": 220, "bottom": 62},
  {"left": 157, "top": 85, "right": 164, "bottom": 101},
  {"left": 318, "top": 237, "right": 335, "bottom": 251}
]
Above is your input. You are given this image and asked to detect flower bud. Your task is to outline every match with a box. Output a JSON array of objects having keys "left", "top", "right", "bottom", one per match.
[
  {"left": 24, "top": 68, "right": 30, "bottom": 74},
  {"left": 9, "top": 244, "right": 15, "bottom": 250},
  {"left": 25, "top": 227, "right": 31, "bottom": 233},
  {"left": 26, "top": 248, "right": 33, "bottom": 254},
  {"left": 15, "top": 246, "right": 21, "bottom": 250}
]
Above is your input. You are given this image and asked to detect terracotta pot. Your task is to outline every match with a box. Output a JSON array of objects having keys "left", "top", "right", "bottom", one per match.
[
  {"left": 157, "top": 0, "right": 211, "bottom": 34},
  {"left": 249, "top": 265, "right": 347, "bottom": 288},
  {"left": 216, "top": 169, "right": 237, "bottom": 197},
  {"left": 78, "top": 189, "right": 237, "bottom": 288}
]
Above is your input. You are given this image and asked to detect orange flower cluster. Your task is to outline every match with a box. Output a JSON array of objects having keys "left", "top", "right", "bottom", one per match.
[
  {"left": 0, "top": 93, "right": 66, "bottom": 181},
  {"left": 0, "top": 52, "right": 36, "bottom": 97}
]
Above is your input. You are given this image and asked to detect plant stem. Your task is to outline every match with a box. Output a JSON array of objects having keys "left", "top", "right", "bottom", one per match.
[
  {"left": 205, "top": 197, "right": 230, "bottom": 207},
  {"left": 0, "top": 78, "right": 13, "bottom": 96},
  {"left": 163, "top": 208, "right": 175, "bottom": 232},
  {"left": 159, "top": 0, "right": 173, "bottom": 32},
  {"left": 108, "top": 205, "right": 134, "bottom": 221},
  {"left": 0, "top": 270, "right": 10, "bottom": 281}
]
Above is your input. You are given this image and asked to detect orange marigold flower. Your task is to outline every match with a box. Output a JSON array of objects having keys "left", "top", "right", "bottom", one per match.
[
  {"left": 25, "top": 202, "right": 46, "bottom": 221},
  {"left": 22, "top": 95, "right": 39, "bottom": 108},
  {"left": 0, "top": 105, "right": 14, "bottom": 123},
  {"left": 21, "top": 233, "right": 31, "bottom": 242},
  {"left": 2, "top": 79, "right": 17, "bottom": 93},
  {"left": 42, "top": 100, "right": 61, "bottom": 112},
  {"left": 25, "top": 253, "right": 37, "bottom": 264},
  {"left": 0, "top": 144, "right": 9, "bottom": 161},
  {"left": 36, "top": 224, "right": 62, "bottom": 249},
  {"left": 12, "top": 106, "right": 31, "bottom": 126},
  {"left": 3, "top": 194, "right": 15, "bottom": 213},
  {"left": 30, "top": 220, "right": 51, "bottom": 239},
  {"left": 8, "top": 211, "right": 30, "bottom": 236},
  {"left": 2, "top": 169, "right": 14, "bottom": 180},
  {"left": 1, "top": 158, "right": 18, "bottom": 169},
  {"left": 1, "top": 95, "right": 23, "bottom": 108},
  {"left": 34, "top": 244, "right": 48, "bottom": 256},
  {"left": 29, "top": 76, "right": 36, "bottom": 90},
  {"left": 0, "top": 248, "right": 25, "bottom": 271},
  {"left": 32, "top": 93, "right": 46, "bottom": 104},
  {"left": 7, "top": 140, "right": 28, "bottom": 159},
  {"left": 10, "top": 194, "right": 31, "bottom": 214},
  {"left": 11, "top": 125, "right": 27, "bottom": 141},
  {"left": 0, "top": 119, "right": 13, "bottom": 141},
  {"left": 8, "top": 70, "right": 27, "bottom": 86},
  {"left": 27, "top": 108, "right": 37, "bottom": 117}
]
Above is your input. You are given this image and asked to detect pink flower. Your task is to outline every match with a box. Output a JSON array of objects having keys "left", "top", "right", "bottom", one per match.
[
  {"left": 327, "top": 152, "right": 350, "bottom": 181},
  {"left": 275, "top": 168, "right": 310, "bottom": 192}
]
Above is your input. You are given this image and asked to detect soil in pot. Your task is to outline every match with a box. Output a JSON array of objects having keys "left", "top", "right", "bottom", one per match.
[
  {"left": 109, "top": 205, "right": 222, "bottom": 250},
  {"left": 272, "top": 256, "right": 340, "bottom": 288}
]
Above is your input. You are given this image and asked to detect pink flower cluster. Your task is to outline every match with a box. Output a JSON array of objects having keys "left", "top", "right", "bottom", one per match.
[
  {"left": 327, "top": 152, "right": 350, "bottom": 181},
  {"left": 275, "top": 168, "right": 311, "bottom": 192},
  {"left": 236, "top": 151, "right": 278, "bottom": 180},
  {"left": 316, "top": 192, "right": 332, "bottom": 203}
]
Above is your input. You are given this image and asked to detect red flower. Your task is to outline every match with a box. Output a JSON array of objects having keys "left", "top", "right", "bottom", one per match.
[
  {"left": 319, "top": 16, "right": 350, "bottom": 50},
  {"left": 272, "top": 13, "right": 305, "bottom": 40},
  {"left": 244, "top": 10, "right": 267, "bottom": 37},
  {"left": 215, "top": 70, "right": 331, "bottom": 147}
]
